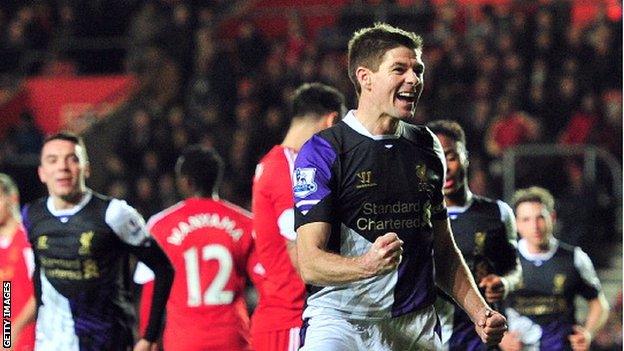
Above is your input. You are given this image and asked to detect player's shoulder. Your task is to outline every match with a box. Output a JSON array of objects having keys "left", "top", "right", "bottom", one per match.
[
  {"left": 315, "top": 121, "right": 369, "bottom": 152},
  {"left": 556, "top": 240, "right": 577, "bottom": 255},
  {"left": 401, "top": 122, "right": 438, "bottom": 146},
  {"left": 255, "top": 145, "right": 294, "bottom": 181},
  {"left": 259, "top": 145, "right": 291, "bottom": 165},
  {"left": 469, "top": 195, "right": 501, "bottom": 212},
  {"left": 218, "top": 199, "right": 253, "bottom": 220},
  {"left": 22, "top": 196, "right": 47, "bottom": 220},
  {"left": 147, "top": 201, "right": 187, "bottom": 229}
]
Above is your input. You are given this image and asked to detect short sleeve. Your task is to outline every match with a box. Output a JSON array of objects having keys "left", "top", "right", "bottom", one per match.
[
  {"left": 105, "top": 199, "right": 151, "bottom": 246},
  {"left": 293, "top": 135, "right": 338, "bottom": 229},
  {"left": 573, "top": 247, "right": 602, "bottom": 300},
  {"left": 254, "top": 150, "right": 297, "bottom": 241}
]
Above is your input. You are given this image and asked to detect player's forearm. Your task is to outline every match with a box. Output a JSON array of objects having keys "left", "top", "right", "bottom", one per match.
[
  {"left": 584, "top": 295, "right": 609, "bottom": 338},
  {"left": 433, "top": 219, "right": 489, "bottom": 322},
  {"left": 132, "top": 239, "right": 175, "bottom": 341},
  {"left": 298, "top": 246, "right": 374, "bottom": 286},
  {"left": 437, "top": 246, "right": 489, "bottom": 321}
]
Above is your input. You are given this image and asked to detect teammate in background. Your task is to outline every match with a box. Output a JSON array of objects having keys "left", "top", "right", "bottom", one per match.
[
  {"left": 23, "top": 132, "right": 173, "bottom": 351},
  {"left": 135, "top": 145, "right": 255, "bottom": 351},
  {"left": 294, "top": 23, "right": 507, "bottom": 350},
  {"left": 428, "top": 120, "right": 522, "bottom": 350},
  {"left": 0, "top": 174, "right": 35, "bottom": 351},
  {"left": 501, "top": 186, "right": 609, "bottom": 351},
  {"left": 251, "top": 82, "right": 346, "bottom": 351}
]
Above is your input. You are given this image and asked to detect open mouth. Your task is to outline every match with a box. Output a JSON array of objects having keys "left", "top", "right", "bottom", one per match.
[
  {"left": 396, "top": 91, "right": 416, "bottom": 103},
  {"left": 56, "top": 178, "right": 72, "bottom": 186},
  {"left": 444, "top": 178, "right": 455, "bottom": 189}
]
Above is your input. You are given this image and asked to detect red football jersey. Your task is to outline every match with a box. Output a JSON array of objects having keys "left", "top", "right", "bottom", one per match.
[
  {"left": 251, "top": 146, "right": 305, "bottom": 333},
  {"left": 139, "top": 198, "right": 255, "bottom": 351},
  {"left": 0, "top": 225, "right": 35, "bottom": 351}
]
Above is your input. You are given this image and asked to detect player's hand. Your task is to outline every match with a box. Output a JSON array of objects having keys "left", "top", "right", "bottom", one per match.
[
  {"left": 360, "top": 232, "right": 403, "bottom": 276},
  {"left": 478, "top": 274, "right": 505, "bottom": 303},
  {"left": 134, "top": 338, "right": 159, "bottom": 351},
  {"left": 499, "top": 331, "right": 523, "bottom": 351},
  {"left": 474, "top": 308, "right": 507, "bottom": 346},
  {"left": 568, "top": 325, "right": 591, "bottom": 351}
]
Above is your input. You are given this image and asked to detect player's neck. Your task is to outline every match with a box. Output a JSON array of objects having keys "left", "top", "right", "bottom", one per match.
[
  {"left": 354, "top": 108, "right": 399, "bottom": 136},
  {"left": 282, "top": 120, "right": 320, "bottom": 152},
  {"left": 445, "top": 186, "right": 471, "bottom": 207},
  {"left": 52, "top": 191, "right": 86, "bottom": 210},
  {"left": 527, "top": 241, "right": 552, "bottom": 254},
  {"left": 0, "top": 217, "right": 18, "bottom": 240}
]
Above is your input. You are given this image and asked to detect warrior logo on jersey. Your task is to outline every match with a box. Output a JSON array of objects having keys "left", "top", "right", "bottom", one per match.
[
  {"left": 79, "top": 231, "right": 95, "bottom": 255},
  {"left": 356, "top": 170, "right": 377, "bottom": 189},
  {"left": 553, "top": 274, "right": 566, "bottom": 294},
  {"left": 293, "top": 167, "right": 318, "bottom": 198}
]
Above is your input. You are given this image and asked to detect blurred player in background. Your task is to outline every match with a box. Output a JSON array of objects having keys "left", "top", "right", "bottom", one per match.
[
  {"left": 501, "top": 186, "right": 609, "bottom": 351},
  {"left": 23, "top": 132, "right": 173, "bottom": 351},
  {"left": 251, "top": 82, "right": 346, "bottom": 351},
  {"left": 136, "top": 145, "right": 256, "bottom": 351},
  {"left": 0, "top": 173, "right": 35, "bottom": 351},
  {"left": 428, "top": 120, "right": 521, "bottom": 350},
  {"left": 294, "top": 23, "right": 507, "bottom": 350}
]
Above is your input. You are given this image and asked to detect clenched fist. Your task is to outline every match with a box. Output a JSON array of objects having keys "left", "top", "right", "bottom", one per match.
[{"left": 359, "top": 232, "right": 403, "bottom": 276}]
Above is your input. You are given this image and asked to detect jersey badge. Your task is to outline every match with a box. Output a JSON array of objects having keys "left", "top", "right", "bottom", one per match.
[
  {"left": 415, "top": 163, "right": 435, "bottom": 194},
  {"left": 293, "top": 167, "right": 318, "bottom": 198},
  {"left": 79, "top": 231, "right": 95, "bottom": 255},
  {"left": 553, "top": 274, "right": 566, "bottom": 294}
]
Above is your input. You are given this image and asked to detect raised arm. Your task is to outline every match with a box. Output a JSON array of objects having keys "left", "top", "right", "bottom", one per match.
[
  {"left": 432, "top": 217, "right": 506, "bottom": 346},
  {"left": 296, "top": 222, "right": 403, "bottom": 286}
]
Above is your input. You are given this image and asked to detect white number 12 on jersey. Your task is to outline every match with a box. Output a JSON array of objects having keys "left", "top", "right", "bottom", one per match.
[{"left": 183, "top": 244, "right": 234, "bottom": 306}]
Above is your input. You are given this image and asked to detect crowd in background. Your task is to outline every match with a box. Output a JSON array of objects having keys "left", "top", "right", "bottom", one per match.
[
  {"left": 0, "top": 0, "right": 621, "bottom": 349},
  {"left": 0, "top": 3, "right": 621, "bottom": 241}
]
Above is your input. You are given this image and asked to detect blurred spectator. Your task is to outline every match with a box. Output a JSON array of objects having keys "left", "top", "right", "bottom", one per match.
[
  {"left": 6, "top": 111, "right": 43, "bottom": 155},
  {"left": 485, "top": 96, "right": 542, "bottom": 158}
]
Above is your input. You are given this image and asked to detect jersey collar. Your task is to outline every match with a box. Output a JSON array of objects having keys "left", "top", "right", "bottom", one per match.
[
  {"left": 518, "top": 237, "right": 559, "bottom": 262},
  {"left": 46, "top": 189, "right": 93, "bottom": 217},
  {"left": 446, "top": 190, "right": 474, "bottom": 216},
  {"left": 343, "top": 110, "right": 403, "bottom": 140}
]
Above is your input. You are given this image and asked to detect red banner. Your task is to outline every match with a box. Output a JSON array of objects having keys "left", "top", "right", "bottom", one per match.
[{"left": 22, "top": 75, "right": 136, "bottom": 135}]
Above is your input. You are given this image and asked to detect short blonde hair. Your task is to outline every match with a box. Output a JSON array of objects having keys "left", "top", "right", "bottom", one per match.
[
  {"left": 511, "top": 186, "right": 555, "bottom": 213},
  {"left": 0, "top": 173, "right": 20, "bottom": 218}
]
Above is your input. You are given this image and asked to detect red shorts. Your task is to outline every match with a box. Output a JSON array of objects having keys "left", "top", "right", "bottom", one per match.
[{"left": 251, "top": 327, "right": 301, "bottom": 351}]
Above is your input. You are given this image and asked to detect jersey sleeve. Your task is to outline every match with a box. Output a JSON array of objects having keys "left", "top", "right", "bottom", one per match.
[
  {"left": 105, "top": 199, "right": 151, "bottom": 246},
  {"left": 255, "top": 155, "right": 297, "bottom": 241},
  {"left": 429, "top": 129, "right": 448, "bottom": 220},
  {"left": 573, "top": 247, "right": 602, "bottom": 300},
  {"left": 293, "top": 135, "right": 338, "bottom": 229}
]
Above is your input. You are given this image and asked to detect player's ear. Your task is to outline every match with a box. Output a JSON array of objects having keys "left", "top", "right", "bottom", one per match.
[
  {"left": 83, "top": 162, "right": 91, "bottom": 179},
  {"left": 356, "top": 67, "right": 371, "bottom": 92},
  {"left": 323, "top": 111, "right": 339, "bottom": 127},
  {"left": 550, "top": 210, "right": 557, "bottom": 223},
  {"left": 176, "top": 175, "right": 192, "bottom": 197}
]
